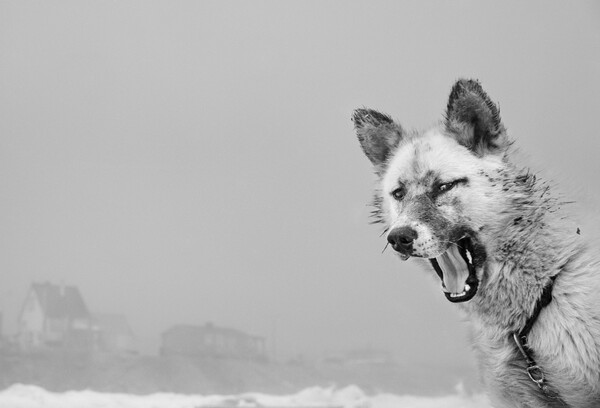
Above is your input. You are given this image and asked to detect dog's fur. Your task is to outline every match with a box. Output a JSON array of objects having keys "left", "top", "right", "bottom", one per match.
[{"left": 353, "top": 79, "right": 600, "bottom": 407}]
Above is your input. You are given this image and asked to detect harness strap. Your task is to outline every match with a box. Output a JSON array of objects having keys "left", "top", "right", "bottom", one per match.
[
  {"left": 511, "top": 275, "right": 569, "bottom": 406},
  {"left": 518, "top": 275, "right": 556, "bottom": 340}
]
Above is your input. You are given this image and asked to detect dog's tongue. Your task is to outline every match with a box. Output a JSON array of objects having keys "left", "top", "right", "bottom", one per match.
[{"left": 437, "top": 246, "right": 469, "bottom": 293}]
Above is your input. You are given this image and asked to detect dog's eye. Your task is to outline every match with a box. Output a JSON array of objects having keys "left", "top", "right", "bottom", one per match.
[
  {"left": 438, "top": 181, "right": 457, "bottom": 193},
  {"left": 437, "top": 178, "right": 468, "bottom": 195},
  {"left": 391, "top": 186, "right": 406, "bottom": 200}
]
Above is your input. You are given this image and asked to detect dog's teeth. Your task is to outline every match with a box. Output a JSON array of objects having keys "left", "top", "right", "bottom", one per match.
[
  {"left": 449, "top": 289, "right": 468, "bottom": 298},
  {"left": 464, "top": 284, "right": 471, "bottom": 292},
  {"left": 465, "top": 250, "right": 473, "bottom": 263}
]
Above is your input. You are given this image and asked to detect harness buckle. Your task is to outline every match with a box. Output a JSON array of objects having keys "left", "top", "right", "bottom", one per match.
[{"left": 526, "top": 365, "right": 545, "bottom": 387}]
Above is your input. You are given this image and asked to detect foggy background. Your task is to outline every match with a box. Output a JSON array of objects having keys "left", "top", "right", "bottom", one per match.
[{"left": 1, "top": 0, "right": 599, "bottom": 394}]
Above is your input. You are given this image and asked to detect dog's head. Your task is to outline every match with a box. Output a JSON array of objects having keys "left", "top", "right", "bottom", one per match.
[{"left": 354, "top": 79, "right": 510, "bottom": 303}]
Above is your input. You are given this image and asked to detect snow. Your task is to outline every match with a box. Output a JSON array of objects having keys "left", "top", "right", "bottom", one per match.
[{"left": 0, "top": 384, "right": 491, "bottom": 408}]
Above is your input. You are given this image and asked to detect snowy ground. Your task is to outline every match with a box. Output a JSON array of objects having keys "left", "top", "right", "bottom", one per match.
[{"left": 0, "top": 384, "right": 490, "bottom": 408}]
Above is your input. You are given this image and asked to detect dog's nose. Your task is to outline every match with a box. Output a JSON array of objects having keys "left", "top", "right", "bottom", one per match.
[{"left": 387, "top": 227, "right": 418, "bottom": 254}]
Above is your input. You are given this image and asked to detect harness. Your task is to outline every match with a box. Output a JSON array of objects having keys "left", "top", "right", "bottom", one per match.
[{"left": 511, "top": 275, "right": 569, "bottom": 406}]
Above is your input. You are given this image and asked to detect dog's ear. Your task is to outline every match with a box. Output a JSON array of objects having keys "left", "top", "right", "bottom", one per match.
[
  {"left": 445, "top": 79, "right": 508, "bottom": 156},
  {"left": 353, "top": 108, "right": 404, "bottom": 175}
]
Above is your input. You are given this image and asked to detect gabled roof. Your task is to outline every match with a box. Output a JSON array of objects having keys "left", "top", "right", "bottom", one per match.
[{"left": 31, "top": 282, "right": 90, "bottom": 320}]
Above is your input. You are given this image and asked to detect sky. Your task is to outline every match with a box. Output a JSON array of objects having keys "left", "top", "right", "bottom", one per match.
[{"left": 0, "top": 0, "right": 599, "bottom": 381}]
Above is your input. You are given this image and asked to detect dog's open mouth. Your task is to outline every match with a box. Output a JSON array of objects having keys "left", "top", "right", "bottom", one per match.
[{"left": 429, "top": 237, "right": 479, "bottom": 303}]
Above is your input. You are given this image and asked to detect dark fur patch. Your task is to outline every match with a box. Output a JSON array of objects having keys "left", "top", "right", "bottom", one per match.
[{"left": 413, "top": 170, "right": 438, "bottom": 188}]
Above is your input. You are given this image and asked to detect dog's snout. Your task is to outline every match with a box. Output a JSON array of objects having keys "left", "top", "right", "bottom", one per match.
[{"left": 387, "top": 227, "right": 418, "bottom": 254}]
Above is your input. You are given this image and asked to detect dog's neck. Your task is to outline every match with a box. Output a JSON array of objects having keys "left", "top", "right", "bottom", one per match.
[
  {"left": 467, "top": 262, "right": 557, "bottom": 334},
  {"left": 467, "top": 167, "right": 578, "bottom": 334}
]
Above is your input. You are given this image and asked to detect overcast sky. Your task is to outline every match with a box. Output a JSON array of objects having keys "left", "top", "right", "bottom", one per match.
[{"left": 1, "top": 0, "right": 599, "bottom": 379}]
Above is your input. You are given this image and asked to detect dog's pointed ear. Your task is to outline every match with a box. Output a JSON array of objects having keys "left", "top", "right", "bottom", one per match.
[
  {"left": 445, "top": 79, "right": 508, "bottom": 156},
  {"left": 353, "top": 108, "right": 404, "bottom": 175}
]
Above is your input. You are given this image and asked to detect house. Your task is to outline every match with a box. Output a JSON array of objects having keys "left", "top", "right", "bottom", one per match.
[
  {"left": 160, "top": 322, "right": 266, "bottom": 361},
  {"left": 17, "top": 282, "right": 94, "bottom": 351},
  {"left": 93, "top": 313, "right": 136, "bottom": 354}
]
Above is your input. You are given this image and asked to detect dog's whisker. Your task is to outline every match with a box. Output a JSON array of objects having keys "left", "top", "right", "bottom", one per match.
[
  {"left": 451, "top": 241, "right": 466, "bottom": 250},
  {"left": 437, "top": 240, "right": 465, "bottom": 251}
]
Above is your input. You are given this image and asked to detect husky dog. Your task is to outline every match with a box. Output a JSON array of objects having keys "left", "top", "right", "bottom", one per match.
[{"left": 353, "top": 79, "right": 600, "bottom": 407}]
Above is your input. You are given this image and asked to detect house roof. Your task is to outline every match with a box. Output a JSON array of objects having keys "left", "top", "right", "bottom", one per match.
[
  {"left": 162, "top": 322, "right": 264, "bottom": 341},
  {"left": 31, "top": 282, "right": 90, "bottom": 320}
]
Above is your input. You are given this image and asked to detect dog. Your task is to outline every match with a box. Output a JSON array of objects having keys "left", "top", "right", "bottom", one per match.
[{"left": 352, "top": 79, "right": 600, "bottom": 407}]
